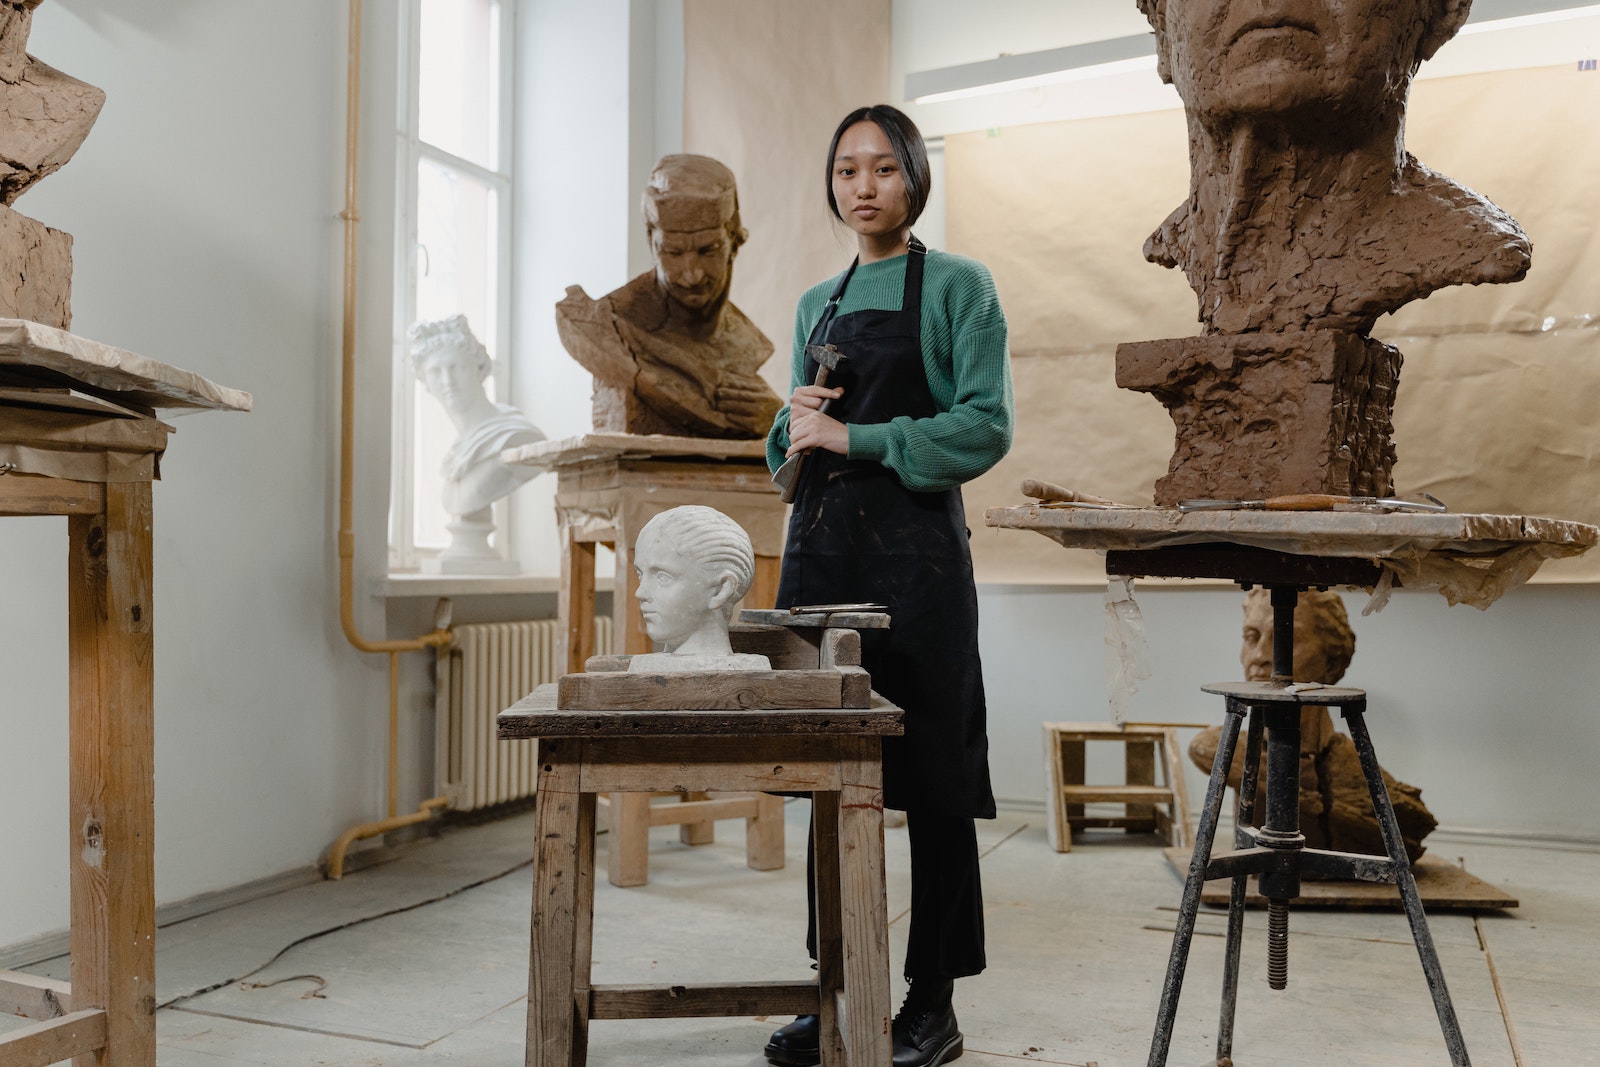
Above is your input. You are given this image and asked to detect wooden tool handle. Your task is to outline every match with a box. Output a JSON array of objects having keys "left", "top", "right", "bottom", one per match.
[
  {"left": 1259, "top": 494, "right": 1349, "bottom": 510},
  {"left": 1021, "top": 478, "right": 1117, "bottom": 507}
]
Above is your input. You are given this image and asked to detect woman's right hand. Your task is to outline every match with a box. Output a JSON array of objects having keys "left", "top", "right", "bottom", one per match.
[{"left": 787, "top": 383, "right": 848, "bottom": 457}]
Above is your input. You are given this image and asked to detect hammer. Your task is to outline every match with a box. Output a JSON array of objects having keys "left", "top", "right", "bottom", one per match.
[{"left": 772, "top": 344, "right": 849, "bottom": 503}]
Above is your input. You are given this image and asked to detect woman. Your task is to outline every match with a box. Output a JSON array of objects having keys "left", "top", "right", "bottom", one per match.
[{"left": 763, "top": 104, "right": 1013, "bottom": 1067}]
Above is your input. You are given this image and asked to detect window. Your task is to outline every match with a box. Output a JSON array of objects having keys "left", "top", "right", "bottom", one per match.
[{"left": 390, "top": 0, "right": 515, "bottom": 570}]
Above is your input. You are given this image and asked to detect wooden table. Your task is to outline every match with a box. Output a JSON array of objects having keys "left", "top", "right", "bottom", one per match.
[
  {"left": 497, "top": 684, "right": 902, "bottom": 1067},
  {"left": 0, "top": 321, "right": 247, "bottom": 1067},
  {"left": 505, "top": 433, "right": 790, "bottom": 886}
]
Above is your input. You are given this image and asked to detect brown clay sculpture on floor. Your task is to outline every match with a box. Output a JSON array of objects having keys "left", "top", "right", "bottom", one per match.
[
  {"left": 555, "top": 154, "right": 782, "bottom": 439},
  {"left": 1121, "top": 0, "right": 1531, "bottom": 504},
  {"left": 1189, "top": 588, "right": 1438, "bottom": 863},
  {"left": 0, "top": 0, "right": 105, "bottom": 328}
]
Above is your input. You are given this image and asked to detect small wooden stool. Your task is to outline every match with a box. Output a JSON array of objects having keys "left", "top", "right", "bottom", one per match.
[
  {"left": 1042, "top": 722, "right": 1191, "bottom": 852},
  {"left": 498, "top": 683, "right": 903, "bottom": 1067}
]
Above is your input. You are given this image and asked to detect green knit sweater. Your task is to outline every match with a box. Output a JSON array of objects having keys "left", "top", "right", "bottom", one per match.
[{"left": 765, "top": 247, "right": 1014, "bottom": 492}]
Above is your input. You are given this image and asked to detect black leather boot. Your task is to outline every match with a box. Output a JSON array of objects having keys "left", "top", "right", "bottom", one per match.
[
  {"left": 764, "top": 1014, "right": 821, "bottom": 1066},
  {"left": 892, "top": 979, "right": 963, "bottom": 1066}
]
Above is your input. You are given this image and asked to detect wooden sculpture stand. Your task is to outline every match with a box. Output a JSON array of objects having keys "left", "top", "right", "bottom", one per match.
[
  {"left": 0, "top": 415, "right": 165, "bottom": 1067},
  {"left": 984, "top": 504, "right": 1597, "bottom": 1067},
  {"left": 0, "top": 321, "right": 248, "bottom": 1067},
  {"left": 506, "top": 433, "right": 787, "bottom": 886},
  {"left": 498, "top": 615, "right": 901, "bottom": 1067}
]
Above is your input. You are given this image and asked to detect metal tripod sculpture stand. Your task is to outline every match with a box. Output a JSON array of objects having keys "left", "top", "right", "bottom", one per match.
[{"left": 1105, "top": 550, "right": 1470, "bottom": 1067}]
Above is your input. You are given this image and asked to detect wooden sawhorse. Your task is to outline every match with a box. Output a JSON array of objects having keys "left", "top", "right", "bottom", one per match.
[
  {"left": 497, "top": 685, "right": 902, "bottom": 1067},
  {"left": 0, "top": 326, "right": 247, "bottom": 1067},
  {"left": 504, "top": 433, "right": 788, "bottom": 886}
]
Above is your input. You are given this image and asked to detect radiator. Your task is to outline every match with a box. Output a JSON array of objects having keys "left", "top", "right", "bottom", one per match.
[{"left": 436, "top": 617, "right": 613, "bottom": 812}]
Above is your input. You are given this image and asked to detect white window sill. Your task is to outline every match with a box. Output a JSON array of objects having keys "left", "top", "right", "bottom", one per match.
[{"left": 373, "top": 573, "right": 613, "bottom": 599}]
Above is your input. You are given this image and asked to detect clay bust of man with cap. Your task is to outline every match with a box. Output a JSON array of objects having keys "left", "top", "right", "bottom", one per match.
[
  {"left": 555, "top": 154, "right": 782, "bottom": 439},
  {"left": 1136, "top": 0, "right": 1531, "bottom": 336}
]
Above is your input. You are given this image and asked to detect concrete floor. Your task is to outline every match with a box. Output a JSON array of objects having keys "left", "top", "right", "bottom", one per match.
[{"left": 9, "top": 800, "right": 1600, "bottom": 1066}]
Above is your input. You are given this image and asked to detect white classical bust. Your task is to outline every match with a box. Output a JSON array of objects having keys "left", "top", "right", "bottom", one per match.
[
  {"left": 627, "top": 505, "right": 770, "bottom": 672},
  {"left": 408, "top": 315, "right": 544, "bottom": 569}
]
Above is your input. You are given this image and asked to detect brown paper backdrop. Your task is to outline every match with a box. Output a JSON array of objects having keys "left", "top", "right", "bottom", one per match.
[
  {"left": 682, "top": 0, "right": 892, "bottom": 397},
  {"left": 950, "top": 64, "right": 1600, "bottom": 584}
]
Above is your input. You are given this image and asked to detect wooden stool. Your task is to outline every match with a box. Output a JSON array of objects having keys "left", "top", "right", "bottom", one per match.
[
  {"left": 1042, "top": 721, "right": 1191, "bottom": 852},
  {"left": 498, "top": 683, "right": 902, "bottom": 1067},
  {"left": 505, "top": 433, "right": 787, "bottom": 886}
]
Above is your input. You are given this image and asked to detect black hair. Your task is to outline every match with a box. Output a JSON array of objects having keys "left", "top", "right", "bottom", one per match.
[{"left": 824, "top": 104, "right": 931, "bottom": 228}]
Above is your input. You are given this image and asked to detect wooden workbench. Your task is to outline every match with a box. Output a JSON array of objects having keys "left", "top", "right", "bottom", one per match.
[
  {"left": 498, "top": 682, "right": 902, "bottom": 1067},
  {"left": 0, "top": 320, "right": 248, "bottom": 1066}
]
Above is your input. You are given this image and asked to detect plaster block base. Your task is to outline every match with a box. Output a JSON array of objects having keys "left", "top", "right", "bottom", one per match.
[
  {"left": 0, "top": 204, "right": 73, "bottom": 329},
  {"left": 1116, "top": 330, "right": 1401, "bottom": 506}
]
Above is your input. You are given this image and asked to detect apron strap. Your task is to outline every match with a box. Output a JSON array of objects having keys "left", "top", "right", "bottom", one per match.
[{"left": 813, "top": 257, "right": 860, "bottom": 346}]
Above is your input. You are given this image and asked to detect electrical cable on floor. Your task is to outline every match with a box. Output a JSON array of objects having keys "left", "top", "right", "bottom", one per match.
[{"left": 159, "top": 854, "right": 534, "bottom": 1010}]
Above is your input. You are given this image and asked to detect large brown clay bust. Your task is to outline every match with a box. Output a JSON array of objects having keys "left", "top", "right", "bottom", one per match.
[
  {"left": 1140, "top": 0, "right": 1528, "bottom": 334},
  {"left": 555, "top": 154, "right": 782, "bottom": 439},
  {"left": 1120, "top": 0, "right": 1532, "bottom": 503},
  {"left": 1189, "top": 589, "right": 1438, "bottom": 863}
]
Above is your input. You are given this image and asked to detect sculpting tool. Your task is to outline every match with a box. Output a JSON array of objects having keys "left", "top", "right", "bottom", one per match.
[
  {"left": 1021, "top": 478, "right": 1134, "bottom": 508},
  {"left": 1177, "top": 493, "right": 1447, "bottom": 513},
  {"left": 772, "top": 343, "right": 850, "bottom": 504}
]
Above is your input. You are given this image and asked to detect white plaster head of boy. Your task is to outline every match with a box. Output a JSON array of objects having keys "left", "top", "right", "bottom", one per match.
[
  {"left": 408, "top": 314, "right": 544, "bottom": 520},
  {"left": 628, "top": 505, "right": 769, "bottom": 672}
]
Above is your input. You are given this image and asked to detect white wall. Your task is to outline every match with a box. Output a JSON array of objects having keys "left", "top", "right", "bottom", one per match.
[{"left": 0, "top": 2, "right": 395, "bottom": 950}]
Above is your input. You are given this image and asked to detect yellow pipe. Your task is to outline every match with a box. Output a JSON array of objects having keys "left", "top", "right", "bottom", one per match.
[{"left": 326, "top": 0, "right": 452, "bottom": 880}]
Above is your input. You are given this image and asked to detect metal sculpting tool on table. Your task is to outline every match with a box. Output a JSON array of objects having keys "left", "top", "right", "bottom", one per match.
[{"left": 1178, "top": 493, "right": 1447, "bottom": 513}]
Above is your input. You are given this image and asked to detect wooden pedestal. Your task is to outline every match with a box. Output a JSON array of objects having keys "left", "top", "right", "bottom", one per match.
[
  {"left": 505, "top": 433, "right": 788, "bottom": 886},
  {"left": 498, "top": 685, "right": 902, "bottom": 1067},
  {"left": 0, "top": 321, "right": 248, "bottom": 1067}
]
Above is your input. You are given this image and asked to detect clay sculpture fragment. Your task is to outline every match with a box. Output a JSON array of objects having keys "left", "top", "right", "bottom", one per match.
[{"left": 0, "top": 0, "right": 106, "bottom": 328}]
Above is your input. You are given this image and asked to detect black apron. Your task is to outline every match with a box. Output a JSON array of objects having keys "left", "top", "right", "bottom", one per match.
[{"left": 777, "top": 238, "right": 996, "bottom": 819}]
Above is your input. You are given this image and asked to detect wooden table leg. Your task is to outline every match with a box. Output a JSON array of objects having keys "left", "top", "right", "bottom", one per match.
[
  {"left": 838, "top": 737, "right": 891, "bottom": 1067},
  {"left": 559, "top": 528, "right": 597, "bottom": 675},
  {"left": 812, "top": 791, "right": 847, "bottom": 1067},
  {"left": 606, "top": 790, "right": 651, "bottom": 888},
  {"left": 572, "top": 788, "right": 597, "bottom": 1067},
  {"left": 528, "top": 739, "right": 583, "bottom": 1067},
  {"left": 68, "top": 482, "right": 156, "bottom": 1067}
]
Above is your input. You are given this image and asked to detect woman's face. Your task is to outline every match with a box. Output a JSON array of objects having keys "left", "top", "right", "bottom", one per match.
[{"left": 830, "top": 120, "right": 910, "bottom": 242}]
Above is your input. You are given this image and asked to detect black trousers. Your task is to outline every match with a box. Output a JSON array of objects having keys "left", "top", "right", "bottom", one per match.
[{"left": 805, "top": 806, "right": 987, "bottom": 981}]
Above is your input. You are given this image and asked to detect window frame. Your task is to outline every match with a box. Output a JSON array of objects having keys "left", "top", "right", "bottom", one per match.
[{"left": 389, "top": 0, "right": 518, "bottom": 572}]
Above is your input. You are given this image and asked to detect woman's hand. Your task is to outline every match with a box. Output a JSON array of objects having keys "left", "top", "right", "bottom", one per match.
[{"left": 786, "top": 383, "right": 849, "bottom": 457}]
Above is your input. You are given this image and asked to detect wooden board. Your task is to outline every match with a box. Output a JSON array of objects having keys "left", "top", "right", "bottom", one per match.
[
  {"left": 504, "top": 432, "right": 767, "bottom": 474},
  {"left": 1162, "top": 848, "right": 1519, "bottom": 910},
  {"left": 0, "top": 319, "right": 250, "bottom": 413},
  {"left": 499, "top": 683, "right": 903, "bottom": 739},
  {"left": 737, "top": 608, "right": 891, "bottom": 630},
  {"left": 557, "top": 667, "right": 868, "bottom": 711},
  {"left": 987, "top": 504, "right": 1598, "bottom": 558}
]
